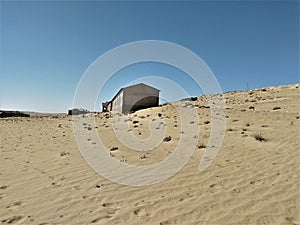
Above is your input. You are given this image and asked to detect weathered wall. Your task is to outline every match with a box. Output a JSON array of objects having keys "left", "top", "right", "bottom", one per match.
[
  {"left": 122, "top": 85, "right": 159, "bottom": 113},
  {"left": 111, "top": 90, "right": 123, "bottom": 113}
]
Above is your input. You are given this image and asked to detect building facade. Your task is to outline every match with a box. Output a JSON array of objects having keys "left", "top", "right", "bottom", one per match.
[{"left": 102, "top": 83, "right": 160, "bottom": 114}]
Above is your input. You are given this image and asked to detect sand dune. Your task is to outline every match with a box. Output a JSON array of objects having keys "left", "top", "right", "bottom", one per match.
[{"left": 1, "top": 84, "right": 299, "bottom": 225}]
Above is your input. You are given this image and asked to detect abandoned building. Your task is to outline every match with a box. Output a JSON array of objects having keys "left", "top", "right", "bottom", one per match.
[
  {"left": 68, "top": 108, "right": 89, "bottom": 115},
  {"left": 102, "top": 83, "right": 160, "bottom": 114}
]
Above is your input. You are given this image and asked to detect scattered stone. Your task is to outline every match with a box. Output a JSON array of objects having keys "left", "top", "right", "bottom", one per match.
[
  {"left": 60, "top": 151, "right": 69, "bottom": 157},
  {"left": 254, "top": 133, "right": 267, "bottom": 142},
  {"left": 204, "top": 120, "right": 210, "bottom": 124},
  {"left": 158, "top": 113, "right": 162, "bottom": 117},
  {"left": 233, "top": 188, "right": 240, "bottom": 193},
  {"left": 110, "top": 146, "right": 119, "bottom": 151},
  {"left": 140, "top": 154, "right": 147, "bottom": 159},
  {"left": 163, "top": 136, "right": 172, "bottom": 142},
  {"left": 133, "top": 120, "right": 139, "bottom": 124},
  {"left": 198, "top": 144, "right": 206, "bottom": 149}
]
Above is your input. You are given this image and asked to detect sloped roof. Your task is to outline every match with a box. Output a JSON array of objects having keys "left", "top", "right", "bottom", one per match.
[{"left": 109, "top": 83, "right": 160, "bottom": 103}]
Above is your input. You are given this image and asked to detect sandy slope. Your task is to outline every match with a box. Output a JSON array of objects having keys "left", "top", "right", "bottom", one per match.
[{"left": 0, "top": 84, "right": 299, "bottom": 225}]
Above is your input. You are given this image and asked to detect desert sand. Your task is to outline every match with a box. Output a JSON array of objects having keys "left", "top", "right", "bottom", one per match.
[{"left": 1, "top": 84, "right": 299, "bottom": 225}]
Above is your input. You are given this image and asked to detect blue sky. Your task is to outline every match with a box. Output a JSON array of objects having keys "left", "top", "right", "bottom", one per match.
[{"left": 1, "top": 1, "right": 299, "bottom": 113}]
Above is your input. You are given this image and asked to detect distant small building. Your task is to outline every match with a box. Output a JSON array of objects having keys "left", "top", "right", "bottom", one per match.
[
  {"left": 0, "top": 110, "right": 30, "bottom": 118},
  {"left": 68, "top": 108, "right": 89, "bottom": 115},
  {"left": 102, "top": 83, "right": 160, "bottom": 114}
]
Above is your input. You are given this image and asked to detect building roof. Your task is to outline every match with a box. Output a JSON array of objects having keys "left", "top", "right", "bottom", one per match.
[{"left": 108, "top": 83, "right": 160, "bottom": 103}]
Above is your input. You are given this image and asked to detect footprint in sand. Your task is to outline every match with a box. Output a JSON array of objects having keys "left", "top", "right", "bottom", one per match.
[
  {"left": 90, "top": 215, "right": 112, "bottom": 223},
  {"left": 6, "top": 201, "right": 23, "bottom": 209},
  {"left": 179, "top": 193, "right": 194, "bottom": 201},
  {"left": 250, "top": 179, "right": 264, "bottom": 186},
  {"left": 210, "top": 183, "right": 223, "bottom": 190},
  {"left": 1, "top": 215, "right": 23, "bottom": 224},
  {"left": 0, "top": 185, "right": 9, "bottom": 190},
  {"left": 133, "top": 206, "right": 151, "bottom": 218},
  {"left": 102, "top": 202, "right": 120, "bottom": 215},
  {"left": 256, "top": 215, "right": 276, "bottom": 225},
  {"left": 288, "top": 215, "right": 300, "bottom": 225}
]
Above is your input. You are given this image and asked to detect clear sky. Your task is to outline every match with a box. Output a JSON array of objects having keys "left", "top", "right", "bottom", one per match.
[{"left": 1, "top": 1, "right": 299, "bottom": 113}]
